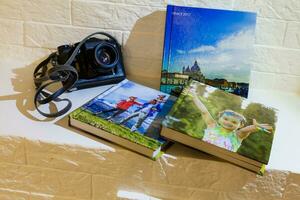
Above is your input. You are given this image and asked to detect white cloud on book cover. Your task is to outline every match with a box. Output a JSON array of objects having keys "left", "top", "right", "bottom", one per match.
[{"left": 175, "top": 28, "right": 254, "bottom": 83}]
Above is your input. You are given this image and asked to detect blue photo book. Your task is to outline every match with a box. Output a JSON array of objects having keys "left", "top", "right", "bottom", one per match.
[{"left": 160, "top": 5, "right": 257, "bottom": 98}]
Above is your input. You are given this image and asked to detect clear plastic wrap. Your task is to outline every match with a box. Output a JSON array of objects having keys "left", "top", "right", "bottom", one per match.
[{"left": 0, "top": 136, "right": 299, "bottom": 200}]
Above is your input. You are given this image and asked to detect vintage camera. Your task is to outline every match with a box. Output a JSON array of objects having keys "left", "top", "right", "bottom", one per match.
[
  {"left": 33, "top": 32, "right": 126, "bottom": 117},
  {"left": 56, "top": 33, "right": 125, "bottom": 90}
]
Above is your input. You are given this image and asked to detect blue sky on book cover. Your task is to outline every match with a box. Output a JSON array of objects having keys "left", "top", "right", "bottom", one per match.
[
  {"left": 161, "top": 5, "right": 256, "bottom": 97},
  {"left": 79, "top": 80, "right": 175, "bottom": 145}
]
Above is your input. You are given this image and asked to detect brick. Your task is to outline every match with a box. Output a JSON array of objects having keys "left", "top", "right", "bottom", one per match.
[
  {"left": 194, "top": 191, "right": 279, "bottom": 200},
  {"left": 124, "top": 0, "right": 166, "bottom": 7},
  {"left": 273, "top": 74, "right": 300, "bottom": 94},
  {"left": 165, "top": 0, "right": 187, "bottom": 6},
  {"left": 0, "top": 0, "right": 23, "bottom": 20},
  {"left": 0, "top": 45, "right": 50, "bottom": 95},
  {"left": 0, "top": 19, "right": 23, "bottom": 45},
  {"left": 165, "top": 0, "right": 234, "bottom": 9},
  {"left": 233, "top": 0, "right": 300, "bottom": 21},
  {"left": 0, "top": 45, "right": 50, "bottom": 65},
  {"left": 0, "top": 188, "right": 29, "bottom": 200},
  {"left": 24, "top": 22, "right": 122, "bottom": 48},
  {"left": 249, "top": 71, "right": 276, "bottom": 91},
  {"left": 92, "top": 175, "right": 195, "bottom": 200},
  {"left": 25, "top": 139, "right": 130, "bottom": 177},
  {"left": 0, "top": 136, "right": 26, "bottom": 164},
  {"left": 139, "top": 181, "right": 195, "bottom": 200},
  {"left": 23, "top": 0, "right": 70, "bottom": 24},
  {"left": 93, "top": 172, "right": 283, "bottom": 200},
  {"left": 122, "top": 32, "right": 130, "bottom": 46},
  {"left": 150, "top": 156, "right": 257, "bottom": 191},
  {"left": 250, "top": 71, "right": 300, "bottom": 94},
  {"left": 252, "top": 46, "right": 300, "bottom": 75},
  {"left": 72, "top": 1, "right": 156, "bottom": 31},
  {"left": 92, "top": 176, "right": 118, "bottom": 200},
  {"left": 0, "top": 163, "right": 91, "bottom": 199},
  {"left": 30, "top": 194, "right": 88, "bottom": 200},
  {"left": 84, "top": 0, "right": 122, "bottom": 3},
  {"left": 255, "top": 18, "right": 286, "bottom": 46},
  {"left": 26, "top": 139, "right": 156, "bottom": 184},
  {"left": 284, "top": 22, "right": 300, "bottom": 49},
  {"left": 284, "top": 173, "right": 300, "bottom": 200},
  {"left": 116, "top": 150, "right": 157, "bottom": 182},
  {"left": 186, "top": 0, "right": 234, "bottom": 9},
  {"left": 239, "top": 170, "right": 289, "bottom": 199},
  {"left": 0, "top": 0, "right": 70, "bottom": 24}
]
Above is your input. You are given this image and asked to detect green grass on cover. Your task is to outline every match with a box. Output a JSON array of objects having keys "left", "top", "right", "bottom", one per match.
[
  {"left": 165, "top": 88, "right": 277, "bottom": 164},
  {"left": 70, "top": 108, "right": 162, "bottom": 150}
]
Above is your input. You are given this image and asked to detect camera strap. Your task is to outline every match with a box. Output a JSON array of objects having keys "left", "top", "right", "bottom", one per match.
[
  {"left": 33, "top": 53, "right": 78, "bottom": 118},
  {"left": 33, "top": 32, "right": 118, "bottom": 118}
]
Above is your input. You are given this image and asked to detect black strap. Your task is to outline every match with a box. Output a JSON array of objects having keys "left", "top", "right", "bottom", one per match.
[
  {"left": 33, "top": 64, "right": 78, "bottom": 117},
  {"left": 33, "top": 32, "right": 117, "bottom": 118},
  {"left": 34, "top": 80, "right": 72, "bottom": 118}
]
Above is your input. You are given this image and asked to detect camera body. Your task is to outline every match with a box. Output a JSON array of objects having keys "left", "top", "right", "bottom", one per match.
[
  {"left": 33, "top": 32, "right": 126, "bottom": 117},
  {"left": 56, "top": 37, "right": 126, "bottom": 91}
]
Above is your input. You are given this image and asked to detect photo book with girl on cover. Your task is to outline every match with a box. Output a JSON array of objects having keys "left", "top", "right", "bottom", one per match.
[{"left": 161, "top": 80, "right": 277, "bottom": 173}]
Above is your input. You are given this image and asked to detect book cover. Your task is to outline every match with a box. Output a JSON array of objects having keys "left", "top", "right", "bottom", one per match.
[
  {"left": 69, "top": 79, "right": 176, "bottom": 159},
  {"left": 160, "top": 5, "right": 257, "bottom": 98},
  {"left": 162, "top": 80, "right": 277, "bottom": 172}
]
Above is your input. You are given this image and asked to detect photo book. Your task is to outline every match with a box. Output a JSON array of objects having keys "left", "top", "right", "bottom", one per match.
[
  {"left": 160, "top": 5, "right": 257, "bottom": 98},
  {"left": 69, "top": 79, "right": 176, "bottom": 159},
  {"left": 161, "top": 80, "right": 277, "bottom": 173}
]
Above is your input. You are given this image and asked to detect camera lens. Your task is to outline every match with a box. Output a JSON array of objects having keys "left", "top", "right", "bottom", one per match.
[
  {"left": 98, "top": 51, "right": 111, "bottom": 65},
  {"left": 94, "top": 42, "right": 119, "bottom": 70}
]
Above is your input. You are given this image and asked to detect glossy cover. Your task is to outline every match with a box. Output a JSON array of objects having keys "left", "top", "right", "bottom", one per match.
[
  {"left": 163, "top": 80, "right": 277, "bottom": 164},
  {"left": 160, "top": 5, "right": 256, "bottom": 97},
  {"left": 70, "top": 79, "right": 175, "bottom": 151}
]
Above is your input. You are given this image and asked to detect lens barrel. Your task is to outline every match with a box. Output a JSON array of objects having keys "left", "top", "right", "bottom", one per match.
[{"left": 94, "top": 42, "right": 119, "bottom": 70}]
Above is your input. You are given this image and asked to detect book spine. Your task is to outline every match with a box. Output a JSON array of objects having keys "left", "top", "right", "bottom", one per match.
[{"left": 160, "top": 5, "right": 174, "bottom": 93}]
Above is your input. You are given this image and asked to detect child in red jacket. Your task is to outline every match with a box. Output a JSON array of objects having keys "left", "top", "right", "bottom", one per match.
[{"left": 97, "top": 96, "right": 141, "bottom": 120}]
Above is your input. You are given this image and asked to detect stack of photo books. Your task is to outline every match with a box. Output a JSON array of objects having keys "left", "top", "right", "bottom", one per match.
[
  {"left": 69, "top": 79, "right": 277, "bottom": 173},
  {"left": 69, "top": 5, "right": 278, "bottom": 174}
]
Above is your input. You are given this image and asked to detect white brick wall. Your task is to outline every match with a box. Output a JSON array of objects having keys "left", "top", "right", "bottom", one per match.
[{"left": 0, "top": 0, "right": 299, "bottom": 93}]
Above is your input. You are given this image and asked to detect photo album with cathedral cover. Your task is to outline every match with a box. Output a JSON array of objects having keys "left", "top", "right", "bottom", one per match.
[{"left": 160, "top": 5, "right": 257, "bottom": 98}]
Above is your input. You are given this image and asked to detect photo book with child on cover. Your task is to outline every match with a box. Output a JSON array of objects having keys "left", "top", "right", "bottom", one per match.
[
  {"left": 161, "top": 80, "right": 277, "bottom": 173},
  {"left": 69, "top": 79, "right": 176, "bottom": 159}
]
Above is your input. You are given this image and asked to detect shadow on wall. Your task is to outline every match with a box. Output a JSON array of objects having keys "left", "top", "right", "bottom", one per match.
[{"left": 122, "top": 11, "right": 166, "bottom": 90}]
